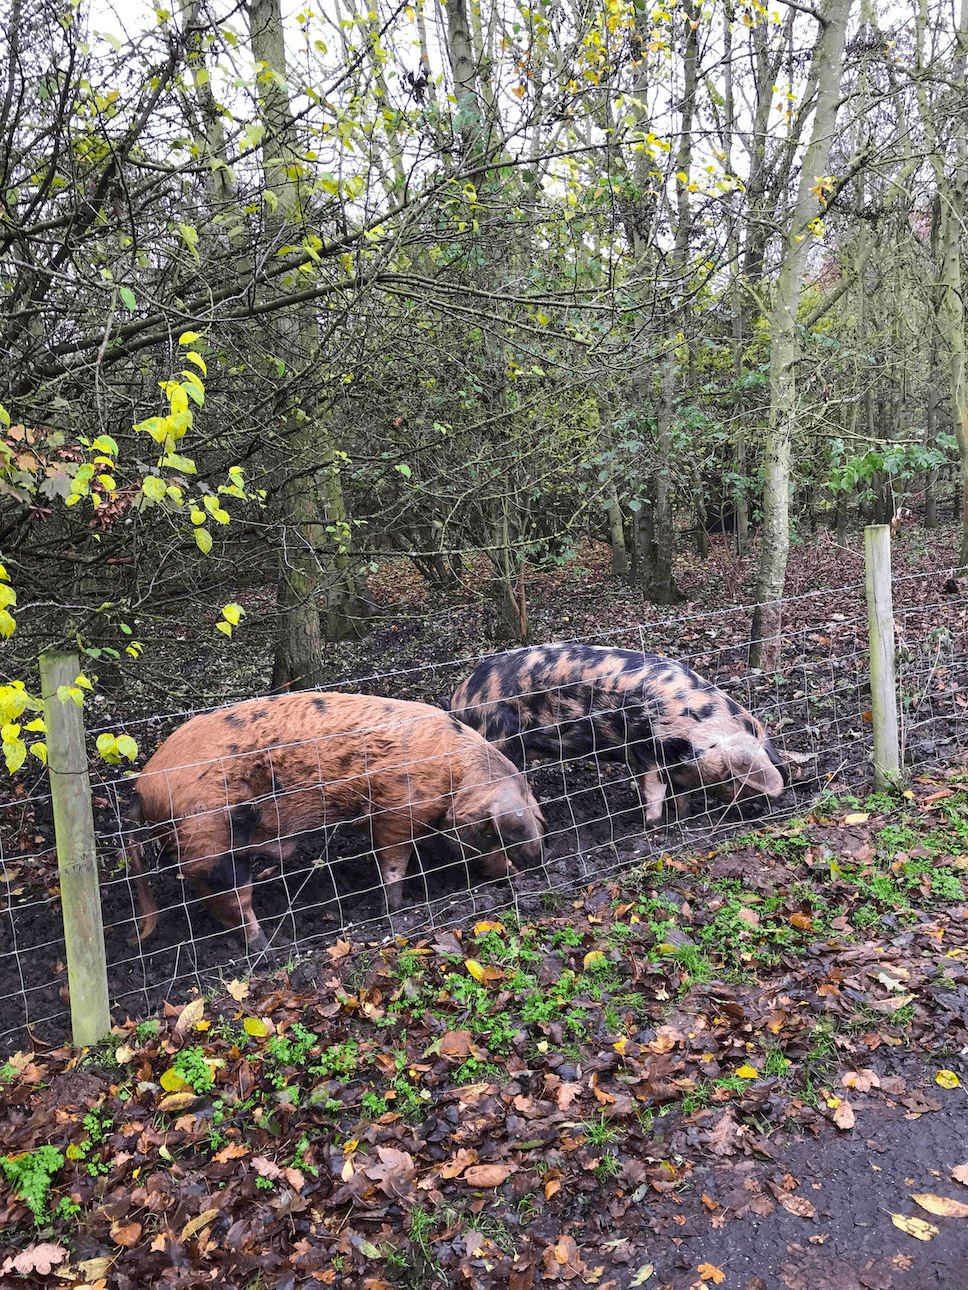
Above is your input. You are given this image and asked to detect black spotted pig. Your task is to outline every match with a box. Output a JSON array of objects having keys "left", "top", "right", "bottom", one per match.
[
  {"left": 444, "top": 643, "right": 788, "bottom": 822},
  {"left": 124, "top": 692, "right": 545, "bottom": 951}
]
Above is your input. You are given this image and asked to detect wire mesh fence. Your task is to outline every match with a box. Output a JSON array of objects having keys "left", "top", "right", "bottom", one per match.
[{"left": 1, "top": 559, "right": 966, "bottom": 1058}]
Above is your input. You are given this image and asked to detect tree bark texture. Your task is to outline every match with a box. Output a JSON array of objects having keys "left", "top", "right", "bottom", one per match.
[
  {"left": 249, "top": 0, "right": 358, "bottom": 689},
  {"left": 750, "top": 0, "right": 852, "bottom": 668}
]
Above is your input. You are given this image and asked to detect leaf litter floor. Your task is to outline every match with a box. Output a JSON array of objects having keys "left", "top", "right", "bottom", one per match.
[{"left": 4, "top": 770, "right": 968, "bottom": 1288}]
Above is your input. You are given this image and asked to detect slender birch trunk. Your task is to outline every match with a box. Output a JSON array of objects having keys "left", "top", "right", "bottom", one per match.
[
  {"left": 248, "top": 0, "right": 358, "bottom": 690},
  {"left": 750, "top": 0, "right": 852, "bottom": 668}
]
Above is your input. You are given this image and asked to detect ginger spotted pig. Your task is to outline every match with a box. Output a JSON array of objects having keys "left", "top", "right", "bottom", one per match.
[
  {"left": 124, "top": 691, "right": 545, "bottom": 950},
  {"left": 444, "top": 643, "right": 788, "bottom": 822}
]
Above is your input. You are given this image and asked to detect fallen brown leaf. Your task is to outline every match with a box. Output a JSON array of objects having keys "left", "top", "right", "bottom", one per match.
[
  {"left": 832, "top": 1099, "right": 855, "bottom": 1129},
  {"left": 0, "top": 1243, "right": 68, "bottom": 1275},
  {"left": 777, "top": 1193, "right": 816, "bottom": 1219},
  {"left": 541, "top": 1233, "right": 585, "bottom": 1281},
  {"left": 440, "top": 1148, "right": 478, "bottom": 1179},
  {"left": 463, "top": 1163, "right": 513, "bottom": 1188},
  {"left": 647, "top": 1025, "right": 683, "bottom": 1052},
  {"left": 902, "top": 1092, "right": 943, "bottom": 1118},
  {"left": 365, "top": 1147, "right": 417, "bottom": 1200},
  {"left": 439, "top": 1029, "right": 473, "bottom": 1057},
  {"left": 110, "top": 1221, "right": 142, "bottom": 1248},
  {"left": 213, "top": 1142, "right": 249, "bottom": 1163},
  {"left": 554, "top": 1081, "right": 583, "bottom": 1111},
  {"left": 841, "top": 1068, "right": 879, "bottom": 1092},
  {"left": 706, "top": 1111, "right": 738, "bottom": 1156}
]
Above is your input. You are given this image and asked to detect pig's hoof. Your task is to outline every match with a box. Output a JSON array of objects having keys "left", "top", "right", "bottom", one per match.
[{"left": 246, "top": 938, "right": 292, "bottom": 969}]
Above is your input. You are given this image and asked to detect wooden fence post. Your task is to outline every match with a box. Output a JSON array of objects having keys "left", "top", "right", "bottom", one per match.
[
  {"left": 39, "top": 651, "right": 110, "bottom": 1047},
  {"left": 864, "top": 525, "right": 900, "bottom": 788}
]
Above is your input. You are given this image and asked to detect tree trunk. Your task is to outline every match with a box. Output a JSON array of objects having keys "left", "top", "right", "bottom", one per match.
[
  {"left": 248, "top": 0, "right": 359, "bottom": 688},
  {"left": 696, "top": 492, "right": 709, "bottom": 559},
  {"left": 750, "top": 0, "right": 851, "bottom": 667},
  {"left": 916, "top": 0, "right": 968, "bottom": 564},
  {"left": 925, "top": 364, "right": 939, "bottom": 528},
  {"left": 649, "top": 348, "right": 683, "bottom": 605},
  {"left": 489, "top": 512, "right": 528, "bottom": 641},
  {"left": 606, "top": 486, "right": 629, "bottom": 577},
  {"left": 723, "top": 2, "right": 749, "bottom": 557},
  {"left": 632, "top": 495, "right": 656, "bottom": 594}
]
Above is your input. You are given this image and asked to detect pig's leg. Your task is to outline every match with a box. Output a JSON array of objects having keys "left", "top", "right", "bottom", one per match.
[
  {"left": 125, "top": 840, "right": 160, "bottom": 946},
  {"left": 638, "top": 767, "right": 667, "bottom": 822},
  {"left": 374, "top": 839, "right": 416, "bottom": 912},
  {"left": 191, "top": 854, "right": 269, "bottom": 952}
]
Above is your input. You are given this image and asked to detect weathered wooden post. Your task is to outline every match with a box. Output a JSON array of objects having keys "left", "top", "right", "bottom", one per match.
[
  {"left": 864, "top": 525, "right": 900, "bottom": 788},
  {"left": 39, "top": 651, "right": 110, "bottom": 1046}
]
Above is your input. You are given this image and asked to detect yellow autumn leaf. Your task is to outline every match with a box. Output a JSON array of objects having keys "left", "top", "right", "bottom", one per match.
[
  {"left": 473, "top": 921, "right": 505, "bottom": 936},
  {"left": 843, "top": 812, "right": 869, "bottom": 824},
  {"left": 243, "top": 1016, "right": 269, "bottom": 1037},
  {"left": 174, "top": 996, "right": 205, "bottom": 1034},
  {"left": 180, "top": 1209, "right": 219, "bottom": 1242},
  {"left": 890, "top": 1212, "right": 938, "bottom": 1240},
  {"left": 464, "top": 959, "right": 485, "bottom": 982},
  {"left": 936, "top": 1069, "right": 961, "bottom": 1089},
  {"left": 735, "top": 1064, "right": 759, "bottom": 1079},
  {"left": 160, "top": 1067, "right": 191, "bottom": 1092},
  {"left": 911, "top": 1193, "right": 968, "bottom": 1219},
  {"left": 158, "top": 1091, "right": 198, "bottom": 1113},
  {"left": 697, "top": 1263, "right": 725, "bottom": 1284},
  {"left": 583, "top": 950, "right": 607, "bottom": 969}
]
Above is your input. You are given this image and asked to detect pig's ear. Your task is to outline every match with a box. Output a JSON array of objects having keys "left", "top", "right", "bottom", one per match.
[
  {"left": 693, "top": 735, "right": 734, "bottom": 793},
  {"left": 492, "top": 784, "right": 544, "bottom": 846},
  {"left": 442, "top": 786, "right": 481, "bottom": 833}
]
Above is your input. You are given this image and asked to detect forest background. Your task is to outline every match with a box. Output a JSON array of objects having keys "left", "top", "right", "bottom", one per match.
[{"left": 1, "top": 0, "right": 966, "bottom": 764}]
